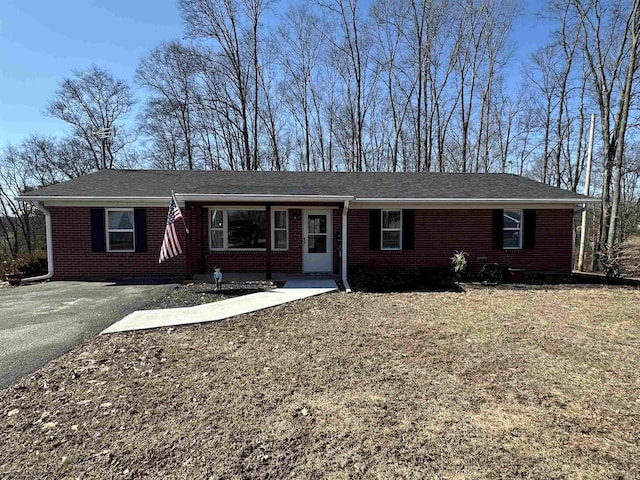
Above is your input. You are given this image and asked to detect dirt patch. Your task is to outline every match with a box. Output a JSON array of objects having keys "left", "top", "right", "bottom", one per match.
[
  {"left": 140, "top": 280, "right": 282, "bottom": 310},
  {"left": 1, "top": 285, "right": 639, "bottom": 478}
]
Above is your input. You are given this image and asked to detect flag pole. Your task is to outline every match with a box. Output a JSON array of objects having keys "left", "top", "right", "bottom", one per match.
[{"left": 172, "top": 190, "right": 190, "bottom": 234}]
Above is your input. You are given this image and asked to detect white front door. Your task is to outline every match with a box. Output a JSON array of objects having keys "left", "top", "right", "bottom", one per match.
[{"left": 303, "top": 210, "right": 333, "bottom": 273}]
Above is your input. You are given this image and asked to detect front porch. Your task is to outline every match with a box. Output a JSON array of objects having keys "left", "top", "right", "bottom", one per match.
[
  {"left": 191, "top": 271, "right": 341, "bottom": 283},
  {"left": 185, "top": 203, "right": 346, "bottom": 279}
]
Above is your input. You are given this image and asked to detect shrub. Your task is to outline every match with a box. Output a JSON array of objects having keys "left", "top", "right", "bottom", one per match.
[
  {"left": 478, "top": 263, "right": 503, "bottom": 284},
  {"left": 349, "top": 267, "right": 421, "bottom": 292},
  {"left": 1, "top": 250, "right": 48, "bottom": 279},
  {"left": 450, "top": 251, "right": 468, "bottom": 273}
]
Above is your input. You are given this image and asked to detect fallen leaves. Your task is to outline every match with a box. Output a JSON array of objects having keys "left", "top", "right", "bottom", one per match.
[{"left": 0, "top": 286, "right": 639, "bottom": 479}]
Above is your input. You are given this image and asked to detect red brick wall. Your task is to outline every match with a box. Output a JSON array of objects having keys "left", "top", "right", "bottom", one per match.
[
  {"left": 50, "top": 205, "right": 571, "bottom": 280},
  {"left": 347, "top": 208, "right": 574, "bottom": 274},
  {"left": 49, "top": 206, "right": 186, "bottom": 280}
]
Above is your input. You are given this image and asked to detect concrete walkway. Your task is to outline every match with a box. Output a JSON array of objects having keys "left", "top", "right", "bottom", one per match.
[{"left": 101, "top": 279, "right": 338, "bottom": 334}]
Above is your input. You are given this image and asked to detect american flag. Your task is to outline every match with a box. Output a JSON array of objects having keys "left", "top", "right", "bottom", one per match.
[{"left": 159, "top": 195, "right": 183, "bottom": 263}]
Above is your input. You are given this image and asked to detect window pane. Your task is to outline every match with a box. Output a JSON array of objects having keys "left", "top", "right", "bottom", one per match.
[
  {"left": 503, "top": 230, "right": 521, "bottom": 248},
  {"left": 308, "top": 234, "right": 326, "bottom": 253},
  {"left": 274, "top": 211, "right": 287, "bottom": 229},
  {"left": 308, "top": 215, "right": 326, "bottom": 234},
  {"left": 228, "top": 210, "right": 266, "bottom": 248},
  {"left": 211, "top": 230, "right": 224, "bottom": 249},
  {"left": 382, "top": 210, "right": 401, "bottom": 229},
  {"left": 274, "top": 230, "right": 288, "bottom": 249},
  {"left": 109, "top": 232, "right": 134, "bottom": 251},
  {"left": 503, "top": 210, "right": 521, "bottom": 229},
  {"left": 108, "top": 210, "right": 133, "bottom": 230},
  {"left": 382, "top": 231, "right": 401, "bottom": 249},
  {"left": 211, "top": 210, "right": 224, "bottom": 229}
]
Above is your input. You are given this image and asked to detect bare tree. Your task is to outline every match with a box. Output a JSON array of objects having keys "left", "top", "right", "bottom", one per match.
[
  {"left": 136, "top": 41, "right": 201, "bottom": 169},
  {"left": 180, "top": 0, "right": 272, "bottom": 170},
  {"left": 276, "top": 5, "right": 325, "bottom": 171},
  {"left": 45, "top": 66, "right": 135, "bottom": 170},
  {"left": 318, "top": 0, "right": 376, "bottom": 172},
  {"left": 570, "top": 0, "right": 640, "bottom": 257}
]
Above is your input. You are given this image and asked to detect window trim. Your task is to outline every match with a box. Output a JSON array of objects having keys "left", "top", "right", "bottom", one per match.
[
  {"left": 208, "top": 206, "right": 267, "bottom": 251},
  {"left": 105, "top": 208, "right": 135, "bottom": 253},
  {"left": 210, "top": 208, "right": 225, "bottom": 250},
  {"left": 271, "top": 208, "right": 289, "bottom": 251},
  {"left": 381, "top": 209, "right": 402, "bottom": 251},
  {"left": 503, "top": 209, "right": 523, "bottom": 250}
]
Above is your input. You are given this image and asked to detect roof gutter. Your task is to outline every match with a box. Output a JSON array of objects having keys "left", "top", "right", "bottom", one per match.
[
  {"left": 17, "top": 196, "right": 169, "bottom": 202},
  {"left": 16, "top": 194, "right": 599, "bottom": 206},
  {"left": 354, "top": 197, "right": 601, "bottom": 204},
  {"left": 20, "top": 201, "right": 53, "bottom": 284},
  {"left": 175, "top": 194, "right": 354, "bottom": 203},
  {"left": 17, "top": 194, "right": 356, "bottom": 205}
]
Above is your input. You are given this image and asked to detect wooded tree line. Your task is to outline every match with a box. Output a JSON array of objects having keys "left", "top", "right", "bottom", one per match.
[{"left": 1, "top": 0, "right": 640, "bottom": 268}]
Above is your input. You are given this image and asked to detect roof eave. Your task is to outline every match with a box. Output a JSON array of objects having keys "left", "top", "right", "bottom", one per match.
[
  {"left": 17, "top": 194, "right": 600, "bottom": 206},
  {"left": 175, "top": 194, "right": 354, "bottom": 202},
  {"left": 353, "top": 197, "right": 600, "bottom": 205}
]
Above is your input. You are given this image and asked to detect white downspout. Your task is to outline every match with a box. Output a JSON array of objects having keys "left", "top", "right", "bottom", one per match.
[
  {"left": 341, "top": 200, "right": 351, "bottom": 293},
  {"left": 21, "top": 201, "right": 54, "bottom": 283}
]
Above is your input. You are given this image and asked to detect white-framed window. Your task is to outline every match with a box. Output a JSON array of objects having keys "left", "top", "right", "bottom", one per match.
[
  {"left": 272, "top": 209, "right": 289, "bottom": 250},
  {"left": 211, "top": 209, "right": 225, "bottom": 249},
  {"left": 209, "top": 207, "right": 267, "bottom": 250},
  {"left": 106, "top": 209, "right": 135, "bottom": 252},
  {"left": 503, "top": 210, "right": 522, "bottom": 249},
  {"left": 381, "top": 210, "right": 402, "bottom": 250}
]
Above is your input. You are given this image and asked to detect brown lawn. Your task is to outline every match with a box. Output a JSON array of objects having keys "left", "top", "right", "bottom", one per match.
[{"left": 1, "top": 285, "right": 639, "bottom": 479}]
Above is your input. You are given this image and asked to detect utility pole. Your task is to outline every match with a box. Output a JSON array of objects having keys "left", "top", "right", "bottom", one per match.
[{"left": 577, "top": 113, "right": 595, "bottom": 271}]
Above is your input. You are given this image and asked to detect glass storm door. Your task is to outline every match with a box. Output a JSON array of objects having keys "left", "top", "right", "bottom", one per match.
[{"left": 303, "top": 210, "right": 333, "bottom": 272}]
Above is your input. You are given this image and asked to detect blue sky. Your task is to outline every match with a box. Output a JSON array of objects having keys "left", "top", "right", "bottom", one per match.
[
  {"left": 0, "top": 0, "right": 552, "bottom": 147},
  {"left": 0, "top": 0, "right": 184, "bottom": 145}
]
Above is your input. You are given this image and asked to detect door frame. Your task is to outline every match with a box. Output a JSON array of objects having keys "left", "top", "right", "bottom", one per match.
[{"left": 302, "top": 209, "right": 333, "bottom": 273}]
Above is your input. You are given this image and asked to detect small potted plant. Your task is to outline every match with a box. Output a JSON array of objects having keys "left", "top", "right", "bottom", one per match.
[{"left": 450, "top": 251, "right": 469, "bottom": 283}]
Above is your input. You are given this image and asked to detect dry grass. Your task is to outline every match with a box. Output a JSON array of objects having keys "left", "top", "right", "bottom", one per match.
[{"left": 1, "top": 285, "right": 639, "bottom": 479}]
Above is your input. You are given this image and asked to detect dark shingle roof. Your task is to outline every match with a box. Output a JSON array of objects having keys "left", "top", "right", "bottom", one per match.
[{"left": 21, "top": 169, "right": 592, "bottom": 201}]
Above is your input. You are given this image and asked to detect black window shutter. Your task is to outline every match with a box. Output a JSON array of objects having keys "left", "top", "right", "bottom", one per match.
[
  {"left": 369, "top": 209, "right": 381, "bottom": 250},
  {"left": 402, "top": 209, "right": 415, "bottom": 250},
  {"left": 91, "top": 208, "right": 106, "bottom": 253},
  {"left": 523, "top": 209, "right": 536, "bottom": 249},
  {"left": 492, "top": 209, "right": 503, "bottom": 250},
  {"left": 134, "top": 208, "right": 147, "bottom": 253}
]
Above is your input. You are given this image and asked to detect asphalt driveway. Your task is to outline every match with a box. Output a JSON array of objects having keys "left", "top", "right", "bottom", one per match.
[{"left": 0, "top": 281, "right": 175, "bottom": 390}]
